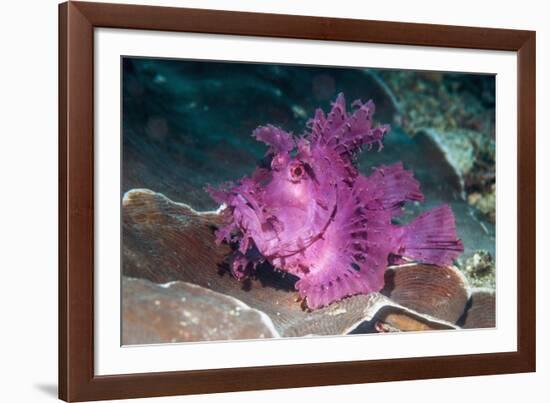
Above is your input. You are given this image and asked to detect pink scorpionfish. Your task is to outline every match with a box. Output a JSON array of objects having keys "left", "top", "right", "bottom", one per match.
[{"left": 207, "top": 93, "right": 464, "bottom": 309}]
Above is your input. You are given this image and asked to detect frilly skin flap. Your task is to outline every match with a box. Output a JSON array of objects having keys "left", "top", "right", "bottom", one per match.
[{"left": 207, "top": 93, "right": 463, "bottom": 309}]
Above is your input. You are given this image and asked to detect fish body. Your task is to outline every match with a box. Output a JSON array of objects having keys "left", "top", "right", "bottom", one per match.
[{"left": 208, "top": 93, "right": 463, "bottom": 309}]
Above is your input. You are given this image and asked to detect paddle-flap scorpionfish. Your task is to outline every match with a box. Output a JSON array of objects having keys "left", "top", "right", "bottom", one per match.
[{"left": 208, "top": 93, "right": 463, "bottom": 309}]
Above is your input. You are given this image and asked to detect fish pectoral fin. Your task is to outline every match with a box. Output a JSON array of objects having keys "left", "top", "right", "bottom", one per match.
[{"left": 295, "top": 261, "right": 384, "bottom": 310}]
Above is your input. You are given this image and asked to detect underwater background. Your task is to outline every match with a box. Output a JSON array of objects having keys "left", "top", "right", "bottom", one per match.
[{"left": 121, "top": 57, "right": 496, "bottom": 344}]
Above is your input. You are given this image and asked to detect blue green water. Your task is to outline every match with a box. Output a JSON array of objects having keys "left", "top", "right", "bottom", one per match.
[{"left": 122, "top": 57, "right": 495, "bottom": 258}]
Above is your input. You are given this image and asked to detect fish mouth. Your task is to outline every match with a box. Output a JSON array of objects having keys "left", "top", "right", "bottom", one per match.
[
  {"left": 238, "top": 180, "right": 339, "bottom": 261},
  {"left": 265, "top": 202, "right": 338, "bottom": 260}
]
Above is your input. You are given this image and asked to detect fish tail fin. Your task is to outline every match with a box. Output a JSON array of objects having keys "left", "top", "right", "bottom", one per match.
[{"left": 397, "top": 205, "right": 463, "bottom": 266}]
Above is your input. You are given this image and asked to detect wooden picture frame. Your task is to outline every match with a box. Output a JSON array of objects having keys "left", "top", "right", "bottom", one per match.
[{"left": 59, "top": 1, "right": 536, "bottom": 401}]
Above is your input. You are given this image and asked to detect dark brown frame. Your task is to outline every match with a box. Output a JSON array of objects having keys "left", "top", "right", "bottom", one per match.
[{"left": 59, "top": 1, "right": 536, "bottom": 401}]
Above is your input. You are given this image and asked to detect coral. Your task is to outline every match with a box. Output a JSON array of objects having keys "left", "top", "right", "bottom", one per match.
[
  {"left": 207, "top": 93, "right": 463, "bottom": 309},
  {"left": 122, "top": 189, "right": 492, "bottom": 336},
  {"left": 458, "top": 250, "right": 495, "bottom": 288},
  {"left": 468, "top": 184, "right": 496, "bottom": 223}
]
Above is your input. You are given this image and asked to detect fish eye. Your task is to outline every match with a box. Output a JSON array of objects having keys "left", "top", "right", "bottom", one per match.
[{"left": 290, "top": 162, "right": 305, "bottom": 182}]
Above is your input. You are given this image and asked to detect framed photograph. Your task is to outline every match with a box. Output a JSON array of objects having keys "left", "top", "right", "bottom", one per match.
[{"left": 59, "top": 1, "right": 536, "bottom": 401}]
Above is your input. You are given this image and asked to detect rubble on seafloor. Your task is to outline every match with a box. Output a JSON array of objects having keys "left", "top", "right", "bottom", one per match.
[
  {"left": 457, "top": 250, "right": 496, "bottom": 289},
  {"left": 369, "top": 70, "right": 496, "bottom": 223}
]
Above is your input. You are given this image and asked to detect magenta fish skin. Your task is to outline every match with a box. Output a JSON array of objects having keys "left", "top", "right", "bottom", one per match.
[{"left": 207, "top": 93, "right": 464, "bottom": 309}]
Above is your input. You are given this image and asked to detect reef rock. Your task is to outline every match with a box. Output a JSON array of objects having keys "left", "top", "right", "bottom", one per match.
[
  {"left": 122, "top": 188, "right": 490, "bottom": 343},
  {"left": 461, "top": 289, "right": 496, "bottom": 329},
  {"left": 122, "top": 277, "right": 278, "bottom": 344},
  {"left": 381, "top": 263, "right": 469, "bottom": 324}
]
